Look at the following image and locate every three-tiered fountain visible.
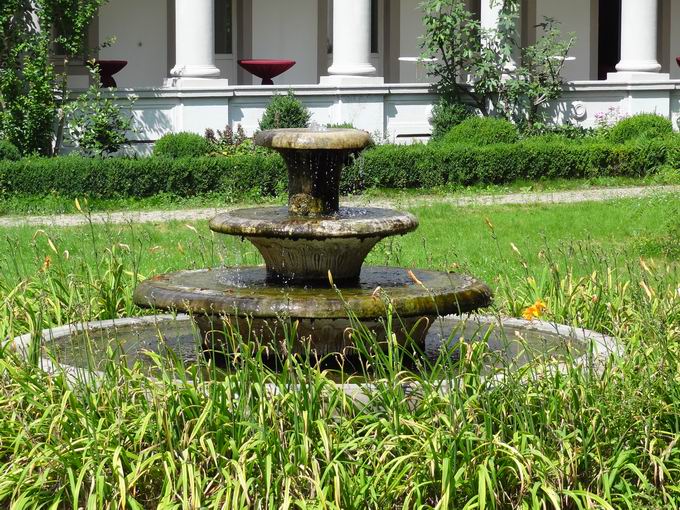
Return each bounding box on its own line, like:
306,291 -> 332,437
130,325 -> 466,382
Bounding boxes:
134,129 -> 492,355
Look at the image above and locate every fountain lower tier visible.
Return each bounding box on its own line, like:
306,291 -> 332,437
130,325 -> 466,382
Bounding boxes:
133,266 -> 493,355
210,206 -> 418,284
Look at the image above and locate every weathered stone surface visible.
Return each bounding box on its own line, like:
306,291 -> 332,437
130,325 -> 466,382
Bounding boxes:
210,207 -> 418,283
133,266 -> 492,319
256,129 -> 372,216
255,128 -> 372,150
134,266 -> 493,355
210,207 -> 418,239
132,127 -> 494,356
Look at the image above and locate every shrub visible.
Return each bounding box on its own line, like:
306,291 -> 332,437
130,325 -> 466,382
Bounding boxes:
0,153 -> 286,199
258,91 -> 310,131
0,138 -> 673,200
0,140 -> 20,161
442,116 -> 519,146
154,132 -> 212,158
519,123 -> 595,141
429,100 -> 473,140
343,138 -> 670,191
64,68 -> 135,157
326,123 -> 355,129
608,113 -> 673,144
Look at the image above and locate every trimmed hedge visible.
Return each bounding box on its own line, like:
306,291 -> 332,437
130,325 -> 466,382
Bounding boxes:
429,101 -> 473,140
442,116 -> 519,146
154,132 -> 212,158
0,154 -> 286,198
0,138 -> 675,199
343,138 -> 677,190
608,113 -> 673,144
0,140 -> 20,161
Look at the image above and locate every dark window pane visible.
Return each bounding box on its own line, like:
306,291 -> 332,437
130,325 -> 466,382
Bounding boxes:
215,0 -> 233,54
370,0 -> 378,54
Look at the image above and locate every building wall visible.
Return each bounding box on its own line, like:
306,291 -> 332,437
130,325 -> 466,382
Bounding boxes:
399,0 -> 424,83
93,0 -> 675,88
98,0 -> 168,87
536,0 -> 593,81
671,1 -> 680,80
251,0 -> 319,84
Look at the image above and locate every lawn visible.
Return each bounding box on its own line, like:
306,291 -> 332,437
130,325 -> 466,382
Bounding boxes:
1,193 -> 675,292
0,193 -> 678,508
0,172 -> 677,216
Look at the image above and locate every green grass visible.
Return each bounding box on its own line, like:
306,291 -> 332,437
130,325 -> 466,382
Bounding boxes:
1,194 -> 675,287
1,170 -> 677,216
0,194 -> 678,508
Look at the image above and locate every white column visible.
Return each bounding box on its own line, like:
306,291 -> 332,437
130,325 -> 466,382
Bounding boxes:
321,0 -> 382,85
610,0 -> 666,81
169,0 -> 222,84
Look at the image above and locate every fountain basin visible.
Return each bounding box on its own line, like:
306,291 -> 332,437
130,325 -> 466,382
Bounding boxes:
13,314 -> 620,385
133,266 -> 493,355
210,207 -> 418,283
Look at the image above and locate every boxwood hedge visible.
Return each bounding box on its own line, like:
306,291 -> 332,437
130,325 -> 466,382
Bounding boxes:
0,137 -> 676,199
343,138 -> 678,191
0,154 -> 287,199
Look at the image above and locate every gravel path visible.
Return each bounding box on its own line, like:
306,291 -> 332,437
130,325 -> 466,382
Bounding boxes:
0,185 -> 676,228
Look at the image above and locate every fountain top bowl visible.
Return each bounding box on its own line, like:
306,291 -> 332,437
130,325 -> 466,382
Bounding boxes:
255,128 -> 372,150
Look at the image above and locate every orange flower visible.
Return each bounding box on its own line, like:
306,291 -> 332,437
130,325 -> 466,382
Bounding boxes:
522,299 -> 547,321
41,255 -> 51,272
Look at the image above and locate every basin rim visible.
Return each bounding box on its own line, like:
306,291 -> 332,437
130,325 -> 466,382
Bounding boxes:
255,128 -> 372,150
11,314 -> 622,391
132,266 -> 493,319
209,207 -> 419,239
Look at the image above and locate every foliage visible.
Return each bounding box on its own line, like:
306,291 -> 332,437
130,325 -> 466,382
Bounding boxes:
154,132 -> 212,159
518,122 -> 595,141
441,116 -> 518,146
510,18 -> 576,124
0,12 -> 56,155
421,0 -> 575,126
0,139 -> 20,161
1,135 -> 676,200
428,99 -> 473,140
0,153 -> 286,199
205,124 -> 272,157
326,123 -> 355,129
64,67 -> 135,157
344,137 -> 674,190
608,113 -> 674,144
0,198 -> 677,507
258,90 -> 310,131
0,0 -> 108,156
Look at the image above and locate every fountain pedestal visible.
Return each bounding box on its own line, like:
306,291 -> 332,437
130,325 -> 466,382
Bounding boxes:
134,128 -> 493,356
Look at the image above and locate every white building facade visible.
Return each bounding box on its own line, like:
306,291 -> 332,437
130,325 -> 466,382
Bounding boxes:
73,0 -> 680,149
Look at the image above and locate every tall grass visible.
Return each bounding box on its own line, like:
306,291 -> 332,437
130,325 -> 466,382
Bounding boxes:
0,200 -> 678,508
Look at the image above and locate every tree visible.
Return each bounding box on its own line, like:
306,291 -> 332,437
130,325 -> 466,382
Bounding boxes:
0,0 -> 107,155
421,0 -> 575,127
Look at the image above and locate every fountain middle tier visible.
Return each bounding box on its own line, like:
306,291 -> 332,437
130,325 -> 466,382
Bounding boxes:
210,206 -> 418,284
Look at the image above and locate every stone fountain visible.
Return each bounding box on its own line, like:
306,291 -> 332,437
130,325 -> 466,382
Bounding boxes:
133,128 -> 493,355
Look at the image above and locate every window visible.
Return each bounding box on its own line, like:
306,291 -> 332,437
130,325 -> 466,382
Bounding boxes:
370,0 -> 378,54
215,0 -> 233,55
